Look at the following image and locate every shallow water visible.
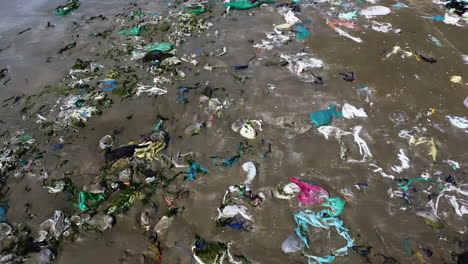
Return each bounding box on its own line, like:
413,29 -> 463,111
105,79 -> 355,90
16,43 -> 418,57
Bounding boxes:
0,0 -> 467,263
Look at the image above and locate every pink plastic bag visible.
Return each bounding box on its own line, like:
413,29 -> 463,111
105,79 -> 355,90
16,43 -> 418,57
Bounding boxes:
289,178 -> 329,206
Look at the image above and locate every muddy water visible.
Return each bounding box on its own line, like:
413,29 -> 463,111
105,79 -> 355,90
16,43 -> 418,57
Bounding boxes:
1,0 -> 467,263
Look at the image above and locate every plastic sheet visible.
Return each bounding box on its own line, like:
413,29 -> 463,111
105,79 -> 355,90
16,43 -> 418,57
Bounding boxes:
289,178 -> 329,205
293,210 -> 354,263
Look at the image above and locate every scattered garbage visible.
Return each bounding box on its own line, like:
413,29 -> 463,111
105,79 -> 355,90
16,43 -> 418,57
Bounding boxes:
1,0 -> 467,263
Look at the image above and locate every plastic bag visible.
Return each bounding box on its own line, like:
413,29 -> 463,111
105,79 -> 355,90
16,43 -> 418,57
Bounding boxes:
295,25 -> 311,39
322,197 -> 346,217
309,104 -> 344,127
289,178 -> 329,206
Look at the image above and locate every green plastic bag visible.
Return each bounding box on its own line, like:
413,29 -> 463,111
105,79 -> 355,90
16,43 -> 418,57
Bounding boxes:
224,0 -> 275,10
54,0 -> 80,16
144,43 -> 174,52
309,104 -> 344,127
75,190 -> 104,211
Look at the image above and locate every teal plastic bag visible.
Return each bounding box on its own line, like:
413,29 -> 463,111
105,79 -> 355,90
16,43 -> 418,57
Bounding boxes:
144,43 -> 174,52
224,0 -> 275,10
75,190 -> 105,211
309,104 -> 343,127
295,25 -> 311,39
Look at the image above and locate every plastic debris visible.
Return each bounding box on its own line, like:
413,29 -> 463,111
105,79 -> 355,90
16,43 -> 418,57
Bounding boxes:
135,84 -> 167,96
409,136 -> 437,161
428,35 -> 442,47
399,178 -> 435,191
184,160 -> 208,181
391,149 -> 410,173
341,103 -> 367,119
289,178 -> 329,206
360,6 -> 391,18
284,10 -> 301,25
224,0 -> 275,10
295,25 -> 311,39
323,197 -> 346,217
339,11 -> 358,20
446,116 -> 468,129
280,53 -> 324,82
231,119 -> 262,139
74,190 -> 105,211
217,205 -> 253,222
293,210 -> 354,263
54,0 -> 80,16
118,26 -> 144,36
281,233 -> 305,253
241,161 -> 256,184
211,142 -> 252,167
309,104 -> 344,127
273,183 -> 301,199
99,135 -> 114,150
144,42 -> 174,52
